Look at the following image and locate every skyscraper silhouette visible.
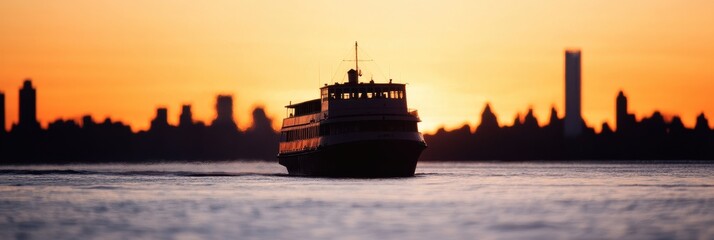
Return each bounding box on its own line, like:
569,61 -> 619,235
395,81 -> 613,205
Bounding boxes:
18,79 -> 40,131
179,104 -> 193,128
0,91 -> 5,134
212,95 -> 237,129
82,115 -> 95,128
564,50 -> 583,138
150,107 -> 169,131
616,91 -> 627,129
616,91 -> 636,133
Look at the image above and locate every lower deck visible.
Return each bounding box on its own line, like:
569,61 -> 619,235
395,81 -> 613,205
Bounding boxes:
279,131 -> 424,155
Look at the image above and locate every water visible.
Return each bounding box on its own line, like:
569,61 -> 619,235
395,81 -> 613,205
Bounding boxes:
1,161 -> 713,240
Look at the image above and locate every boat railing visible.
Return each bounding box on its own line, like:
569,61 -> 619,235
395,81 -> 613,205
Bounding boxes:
282,112 -> 324,127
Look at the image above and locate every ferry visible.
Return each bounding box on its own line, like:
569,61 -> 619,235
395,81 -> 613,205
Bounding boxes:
278,42 -> 427,177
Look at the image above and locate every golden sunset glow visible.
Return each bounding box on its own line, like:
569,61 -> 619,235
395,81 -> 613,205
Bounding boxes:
1,0 -> 713,133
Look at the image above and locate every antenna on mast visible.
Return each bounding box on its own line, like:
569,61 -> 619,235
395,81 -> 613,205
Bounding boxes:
355,41 -> 361,77
343,41 -> 371,84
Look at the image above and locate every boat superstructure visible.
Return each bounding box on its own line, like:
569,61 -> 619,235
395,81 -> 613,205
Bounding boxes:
277,42 -> 426,177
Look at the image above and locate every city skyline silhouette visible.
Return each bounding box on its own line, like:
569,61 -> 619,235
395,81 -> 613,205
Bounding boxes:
3,1 -> 714,134
1,2 -> 713,162
0,79 -> 279,163
2,45 -> 712,135
1,60 -> 712,162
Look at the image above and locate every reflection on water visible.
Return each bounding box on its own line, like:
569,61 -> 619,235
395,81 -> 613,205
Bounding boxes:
1,161 -> 713,239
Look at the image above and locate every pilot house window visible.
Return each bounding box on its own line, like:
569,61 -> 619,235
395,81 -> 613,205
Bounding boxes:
327,87 -> 405,100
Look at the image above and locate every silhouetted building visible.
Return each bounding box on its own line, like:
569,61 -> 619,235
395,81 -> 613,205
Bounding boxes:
601,122 -> 614,136
475,103 -> 499,134
212,95 -> 237,129
247,107 -> 272,133
179,104 -> 193,128
616,91 -> 636,133
669,116 -> 686,135
546,106 -> 563,128
512,113 -> 522,128
81,115 -> 95,128
523,108 -> 539,130
564,49 -> 583,138
242,107 -> 280,160
642,111 -> 667,136
0,91 -> 5,134
695,113 -> 710,132
150,107 -> 169,131
18,79 -> 40,131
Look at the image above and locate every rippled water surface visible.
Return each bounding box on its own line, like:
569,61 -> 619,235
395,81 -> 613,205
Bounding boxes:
1,161 -> 713,239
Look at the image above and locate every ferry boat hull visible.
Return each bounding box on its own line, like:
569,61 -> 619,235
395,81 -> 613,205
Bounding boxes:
279,139 -> 426,177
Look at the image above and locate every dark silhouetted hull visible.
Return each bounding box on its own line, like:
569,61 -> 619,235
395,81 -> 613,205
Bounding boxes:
278,140 -> 426,177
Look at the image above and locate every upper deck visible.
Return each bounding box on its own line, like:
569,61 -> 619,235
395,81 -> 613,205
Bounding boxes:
283,80 -> 416,128
321,81 -> 408,115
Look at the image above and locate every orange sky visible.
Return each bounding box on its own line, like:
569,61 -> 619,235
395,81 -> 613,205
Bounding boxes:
1,0 -> 713,133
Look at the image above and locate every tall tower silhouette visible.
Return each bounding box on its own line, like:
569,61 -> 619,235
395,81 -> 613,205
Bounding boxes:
564,50 -> 583,138
0,91 -> 5,134
616,91 -> 628,132
615,91 -> 637,133
18,79 -> 40,130
212,95 -> 237,129
179,104 -> 193,128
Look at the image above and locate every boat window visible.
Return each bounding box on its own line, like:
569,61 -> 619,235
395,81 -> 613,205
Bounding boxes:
318,86 -> 410,101
284,125 -> 322,141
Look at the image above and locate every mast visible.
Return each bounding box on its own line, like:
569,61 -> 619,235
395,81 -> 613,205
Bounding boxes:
355,41 -> 359,78
346,41 -> 369,84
